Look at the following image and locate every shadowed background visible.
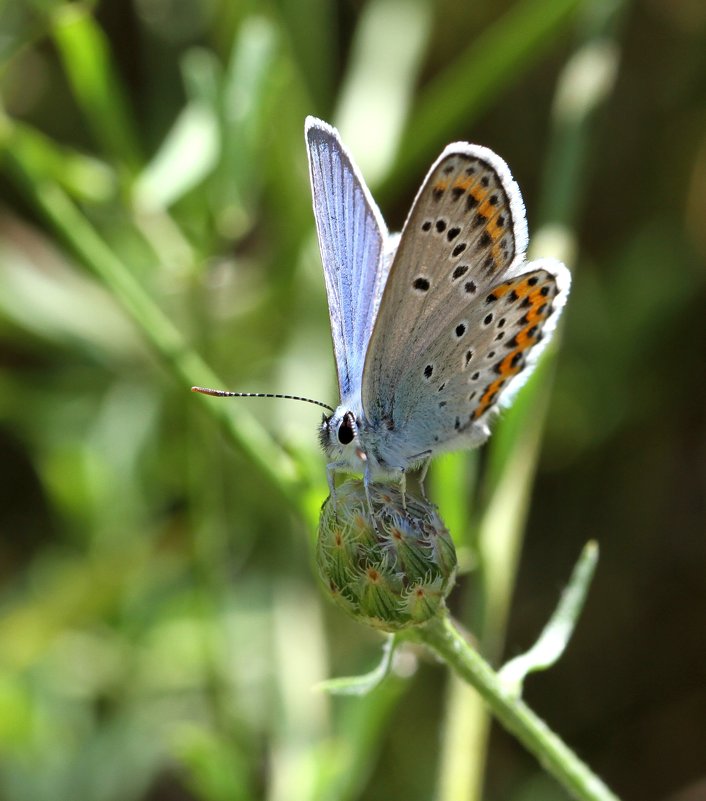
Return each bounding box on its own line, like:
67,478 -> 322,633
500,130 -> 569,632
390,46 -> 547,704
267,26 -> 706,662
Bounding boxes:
0,1 -> 704,800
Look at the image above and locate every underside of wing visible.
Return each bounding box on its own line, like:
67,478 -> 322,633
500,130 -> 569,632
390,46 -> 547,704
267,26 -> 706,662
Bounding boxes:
420,264 -> 570,439
306,117 -> 389,399
361,143 -> 570,458
367,264 -> 570,460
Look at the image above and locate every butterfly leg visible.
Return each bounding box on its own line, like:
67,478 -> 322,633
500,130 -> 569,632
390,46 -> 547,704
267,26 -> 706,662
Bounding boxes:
326,461 -> 345,521
326,462 -> 337,497
417,458 -> 432,501
399,470 -> 407,510
362,463 -> 381,532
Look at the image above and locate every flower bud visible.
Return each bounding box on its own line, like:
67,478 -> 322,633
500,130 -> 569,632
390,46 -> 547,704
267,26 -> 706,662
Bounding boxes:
316,479 -> 457,632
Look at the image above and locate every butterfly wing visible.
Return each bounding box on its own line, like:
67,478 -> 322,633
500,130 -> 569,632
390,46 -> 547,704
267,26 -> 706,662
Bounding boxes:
306,117 -> 390,400
361,144 -> 570,460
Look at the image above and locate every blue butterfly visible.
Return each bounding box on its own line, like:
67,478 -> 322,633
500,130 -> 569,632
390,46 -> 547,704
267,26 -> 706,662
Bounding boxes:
305,117 -> 570,496
195,117 -> 570,505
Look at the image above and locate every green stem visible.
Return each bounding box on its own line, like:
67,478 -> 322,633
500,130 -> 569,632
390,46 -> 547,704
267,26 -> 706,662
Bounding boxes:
415,615 -> 621,801
435,1 -> 628,797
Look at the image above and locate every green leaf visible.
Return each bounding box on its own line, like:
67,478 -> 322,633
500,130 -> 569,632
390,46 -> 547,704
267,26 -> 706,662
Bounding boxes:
133,100 -> 219,212
1,118 -> 115,202
51,4 -> 141,168
499,541 -> 599,694
315,635 -> 398,696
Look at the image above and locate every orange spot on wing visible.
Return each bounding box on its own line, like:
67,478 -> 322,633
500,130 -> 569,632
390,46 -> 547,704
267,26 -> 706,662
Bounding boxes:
488,282 -> 512,298
452,176 -> 474,192
451,175 -> 489,207
486,219 -> 504,240
472,278 -> 553,419
473,376 -> 506,419
469,185 -> 487,203
476,199 -> 504,242
498,352 -> 520,375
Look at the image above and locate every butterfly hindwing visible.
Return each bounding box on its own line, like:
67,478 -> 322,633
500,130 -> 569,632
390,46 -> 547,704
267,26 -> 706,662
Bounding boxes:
414,263 -> 570,445
466,261 -> 570,420
306,117 -> 390,399
361,145 -> 570,458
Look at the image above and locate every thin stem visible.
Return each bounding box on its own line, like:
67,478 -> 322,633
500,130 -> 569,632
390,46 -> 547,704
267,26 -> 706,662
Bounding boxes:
435,1 -> 628,797
414,615 -> 621,801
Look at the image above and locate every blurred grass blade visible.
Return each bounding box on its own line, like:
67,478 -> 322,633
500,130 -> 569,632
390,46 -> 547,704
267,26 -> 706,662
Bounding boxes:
436,675 -> 490,801
173,725 -> 255,801
133,48 -> 221,211
133,101 -> 219,212
217,16 -> 279,238
335,0 -> 432,187
275,0 -> 335,108
499,541 -> 599,693
269,582 -> 330,801
0,118 -> 115,202
0,219 -> 138,356
538,42 -> 620,228
3,140 -> 305,511
480,356 -> 554,525
315,635 -> 397,697
51,4 -> 141,169
428,451 -> 478,554
383,0 -> 584,196
537,31 -> 623,231
473,359 -> 555,660
0,0 -> 45,68
312,669 -> 411,801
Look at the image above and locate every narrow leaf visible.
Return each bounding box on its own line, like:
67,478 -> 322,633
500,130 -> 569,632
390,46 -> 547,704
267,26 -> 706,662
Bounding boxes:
315,635 -> 398,696
499,541 -> 599,693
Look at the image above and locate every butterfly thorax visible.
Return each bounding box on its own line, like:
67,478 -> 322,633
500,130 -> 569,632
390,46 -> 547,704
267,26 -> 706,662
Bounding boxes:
320,399 -> 489,478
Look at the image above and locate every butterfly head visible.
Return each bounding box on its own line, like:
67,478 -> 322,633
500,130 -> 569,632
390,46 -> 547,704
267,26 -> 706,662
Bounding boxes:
319,409 -> 367,465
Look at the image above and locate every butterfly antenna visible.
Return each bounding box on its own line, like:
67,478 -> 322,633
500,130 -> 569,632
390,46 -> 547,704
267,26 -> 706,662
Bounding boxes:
191,386 -> 335,414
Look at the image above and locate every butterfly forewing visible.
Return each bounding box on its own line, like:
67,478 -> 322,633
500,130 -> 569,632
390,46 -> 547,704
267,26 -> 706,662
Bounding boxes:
306,117 -> 389,399
361,144 -> 569,456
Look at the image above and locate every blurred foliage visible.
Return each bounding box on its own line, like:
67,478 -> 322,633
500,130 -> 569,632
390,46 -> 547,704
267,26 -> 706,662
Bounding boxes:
0,1 -> 704,800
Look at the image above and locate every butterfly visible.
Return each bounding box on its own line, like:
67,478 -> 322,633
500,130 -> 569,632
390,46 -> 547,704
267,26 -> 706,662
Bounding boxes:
305,117 -> 570,493
194,117 -> 570,503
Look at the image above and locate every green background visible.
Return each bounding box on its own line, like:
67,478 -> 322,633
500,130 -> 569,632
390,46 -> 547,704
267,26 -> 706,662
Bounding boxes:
0,0 -> 704,799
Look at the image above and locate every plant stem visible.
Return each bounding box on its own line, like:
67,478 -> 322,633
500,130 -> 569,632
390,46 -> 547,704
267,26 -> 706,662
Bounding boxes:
415,615 -> 621,801
435,1 -> 628,797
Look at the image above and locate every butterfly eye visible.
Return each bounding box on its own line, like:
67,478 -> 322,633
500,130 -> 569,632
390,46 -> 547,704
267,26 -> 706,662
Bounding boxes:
337,414 -> 355,445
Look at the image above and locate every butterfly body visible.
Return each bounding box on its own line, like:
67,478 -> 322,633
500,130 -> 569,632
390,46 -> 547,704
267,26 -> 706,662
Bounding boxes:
320,389 -> 491,479
307,117 -> 570,490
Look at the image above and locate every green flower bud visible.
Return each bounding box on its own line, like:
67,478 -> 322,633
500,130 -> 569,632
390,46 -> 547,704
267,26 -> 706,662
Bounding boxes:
316,479 -> 457,632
